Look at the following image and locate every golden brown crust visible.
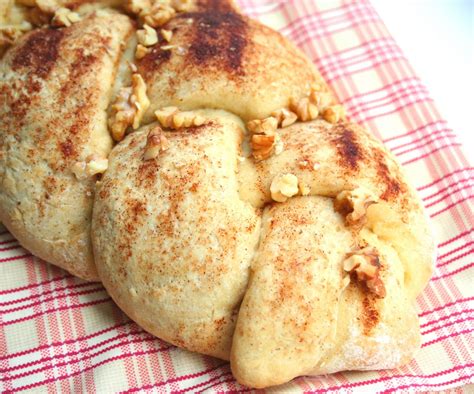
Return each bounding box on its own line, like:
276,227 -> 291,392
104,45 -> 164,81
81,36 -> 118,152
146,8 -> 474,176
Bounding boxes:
0,11 -> 134,280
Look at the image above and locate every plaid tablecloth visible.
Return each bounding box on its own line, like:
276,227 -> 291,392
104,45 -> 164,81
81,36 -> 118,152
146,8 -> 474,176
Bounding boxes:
1,0 -> 473,392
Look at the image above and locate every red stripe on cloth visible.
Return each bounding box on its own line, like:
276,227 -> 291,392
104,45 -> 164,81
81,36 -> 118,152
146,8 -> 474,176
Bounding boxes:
0,274 -> 76,295
0,321 -> 133,361
0,253 -> 32,263
423,179 -> 473,202
12,346 -> 172,392
0,239 -> 17,246
431,262 -> 474,281
422,329 -> 474,348
122,363 -> 228,393
429,195 -> 474,218
417,168 -> 474,191
420,309 -> 474,328
383,375 -> 474,393
421,317 -> 474,336
426,185 -> 473,209
419,297 -> 474,318
438,229 -> 474,248
438,249 -> 474,268
2,337 -> 170,379
0,286 -> 104,313
0,281 -> 99,306
1,297 -> 111,326
438,241 -> 474,260
0,245 -> 22,253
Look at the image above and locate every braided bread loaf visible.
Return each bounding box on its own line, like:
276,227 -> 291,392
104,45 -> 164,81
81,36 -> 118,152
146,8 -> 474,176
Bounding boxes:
0,0 -> 434,388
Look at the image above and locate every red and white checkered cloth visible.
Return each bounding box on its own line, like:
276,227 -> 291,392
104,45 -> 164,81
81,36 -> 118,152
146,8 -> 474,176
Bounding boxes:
1,0 -> 473,392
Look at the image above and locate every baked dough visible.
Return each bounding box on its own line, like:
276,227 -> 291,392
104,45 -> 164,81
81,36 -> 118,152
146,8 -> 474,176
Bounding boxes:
0,11 -> 134,280
0,0 -> 434,388
92,116 -> 433,387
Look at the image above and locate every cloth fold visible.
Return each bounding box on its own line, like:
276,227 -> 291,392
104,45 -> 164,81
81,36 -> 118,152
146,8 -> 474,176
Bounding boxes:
0,0 -> 472,391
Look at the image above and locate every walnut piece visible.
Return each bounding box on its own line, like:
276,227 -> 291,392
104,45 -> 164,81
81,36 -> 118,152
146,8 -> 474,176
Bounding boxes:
135,44 -> 150,59
144,127 -> 169,160
137,24 -> 158,46
108,73 -> 150,141
343,247 -> 386,298
247,117 -> 278,135
251,134 -> 275,161
51,7 -> 81,27
0,22 -> 32,48
334,187 -> 378,229
322,104 -> 346,124
270,173 -> 299,203
72,155 -> 109,180
161,28 -> 173,42
155,107 -> 206,129
143,3 -> 176,27
289,97 -> 319,122
271,108 -> 298,128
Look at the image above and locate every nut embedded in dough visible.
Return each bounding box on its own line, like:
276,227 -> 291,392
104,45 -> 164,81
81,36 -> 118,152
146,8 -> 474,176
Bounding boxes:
108,73 -> 150,141
144,127 -> 169,160
271,108 -> 298,128
343,247 -> 386,298
290,96 -> 319,122
155,107 -> 206,129
322,104 -> 346,124
137,24 -> 158,46
247,117 -> 278,135
270,173 -> 299,202
334,187 -> 378,229
51,7 -> 81,27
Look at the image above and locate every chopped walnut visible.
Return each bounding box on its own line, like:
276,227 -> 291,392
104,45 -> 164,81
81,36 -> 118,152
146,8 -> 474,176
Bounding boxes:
161,28 -> 173,42
0,22 -> 32,48
247,117 -> 278,135
270,173 -> 299,203
271,108 -> 298,128
251,134 -> 275,161
322,105 -> 346,124
289,97 -> 319,122
135,44 -> 150,59
51,7 -> 81,27
144,127 -> 169,160
137,24 -> 158,46
309,90 -> 333,109
108,73 -> 150,141
143,3 -> 176,27
155,107 -> 205,129
343,247 -> 386,298
72,155 -> 109,180
334,187 -> 378,229
171,0 -> 193,12
299,181 -> 310,196
161,44 -> 177,51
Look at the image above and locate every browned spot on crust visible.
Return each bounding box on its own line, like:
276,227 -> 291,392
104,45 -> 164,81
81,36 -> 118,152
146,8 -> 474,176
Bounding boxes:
333,125 -> 363,170
12,28 -> 64,79
137,159 -> 159,188
196,0 -> 236,12
361,295 -> 379,335
374,151 -> 405,201
59,139 -> 75,158
138,44 -> 172,77
180,11 -> 247,76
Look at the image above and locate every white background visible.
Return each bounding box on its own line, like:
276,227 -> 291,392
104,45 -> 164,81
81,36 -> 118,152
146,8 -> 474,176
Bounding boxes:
371,0 -> 474,154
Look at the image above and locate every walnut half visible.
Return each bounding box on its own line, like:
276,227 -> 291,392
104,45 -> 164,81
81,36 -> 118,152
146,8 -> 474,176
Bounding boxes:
343,247 -> 386,298
270,173 -> 299,203
108,73 -> 150,141
155,107 -> 206,129
143,127 -> 169,160
334,187 -> 378,230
